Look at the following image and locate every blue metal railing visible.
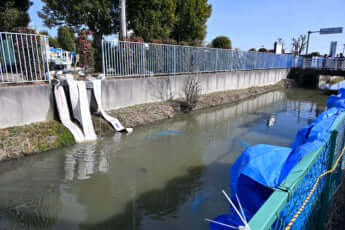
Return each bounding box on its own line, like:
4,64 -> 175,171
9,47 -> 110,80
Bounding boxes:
0,32 -> 50,84
102,40 -> 297,77
301,57 -> 345,70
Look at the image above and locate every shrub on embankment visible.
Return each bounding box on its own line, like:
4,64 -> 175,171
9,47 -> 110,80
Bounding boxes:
0,121 -> 75,161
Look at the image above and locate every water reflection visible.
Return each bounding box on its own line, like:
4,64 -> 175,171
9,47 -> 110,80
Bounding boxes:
64,143 -> 109,181
266,113 -> 277,128
0,88 -> 329,230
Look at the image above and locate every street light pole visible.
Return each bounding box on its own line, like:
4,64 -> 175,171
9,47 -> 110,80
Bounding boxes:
120,0 -> 127,40
305,30 -> 320,55
305,31 -> 311,55
305,27 -> 343,55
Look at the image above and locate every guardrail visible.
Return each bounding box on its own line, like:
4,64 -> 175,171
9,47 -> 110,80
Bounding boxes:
302,57 -> 345,71
249,113 -> 345,230
102,40 -> 296,77
0,32 -> 50,84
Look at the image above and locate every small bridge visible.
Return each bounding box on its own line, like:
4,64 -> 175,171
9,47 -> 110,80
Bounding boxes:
299,57 -> 345,76
289,57 -> 345,88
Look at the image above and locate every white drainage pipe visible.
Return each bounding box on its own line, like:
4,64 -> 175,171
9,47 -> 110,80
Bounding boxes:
92,80 -> 133,133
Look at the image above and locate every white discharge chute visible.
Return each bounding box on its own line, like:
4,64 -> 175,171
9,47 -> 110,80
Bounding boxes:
53,83 -> 85,143
53,78 -> 132,143
92,80 -> 133,133
66,79 -> 97,141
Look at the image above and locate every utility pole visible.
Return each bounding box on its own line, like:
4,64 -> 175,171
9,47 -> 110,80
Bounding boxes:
305,27 -> 343,55
120,0 -> 127,40
305,31 -> 311,55
305,31 -> 319,55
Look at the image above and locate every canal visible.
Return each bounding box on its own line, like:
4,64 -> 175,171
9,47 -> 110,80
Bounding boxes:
0,88 -> 329,230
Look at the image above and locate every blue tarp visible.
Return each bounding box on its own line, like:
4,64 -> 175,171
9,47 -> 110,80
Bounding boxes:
291,107 -> 339,149
230,144 -> 292,211
327,88 -> 345,109
210,88 -> 345,230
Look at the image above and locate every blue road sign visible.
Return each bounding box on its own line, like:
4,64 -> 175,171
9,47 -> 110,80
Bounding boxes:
320,27 -> 343,35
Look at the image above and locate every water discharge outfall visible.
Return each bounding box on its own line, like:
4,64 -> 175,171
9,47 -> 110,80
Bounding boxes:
54,79 -> 132,143
53,83 -> 85,143
92,80 -> 133,133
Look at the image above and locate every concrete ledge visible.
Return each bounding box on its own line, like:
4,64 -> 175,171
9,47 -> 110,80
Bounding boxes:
0,84 -> 55,128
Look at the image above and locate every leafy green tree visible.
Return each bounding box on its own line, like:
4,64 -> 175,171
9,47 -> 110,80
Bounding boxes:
258,47 -> 268,52
127,0 -> 177,41
57,26 -> 76,51
48,37 -> 59,48
40,31 -> 60,48
172,0 -> 212,43
39,0 -> 120,43
127,0 -> 212,43
249,48 -> 256,52
211,36 -> 232,49
0,0 -> 32,31
39,0 -> 121,71
310,52 -> 321,57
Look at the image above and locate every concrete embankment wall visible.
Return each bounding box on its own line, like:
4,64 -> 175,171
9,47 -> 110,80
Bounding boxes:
0,68 -> 289,129
0,84 -> 55,129
102,69 -> 289,110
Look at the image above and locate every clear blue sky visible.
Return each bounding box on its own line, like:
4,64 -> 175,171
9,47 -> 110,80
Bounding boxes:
29,0 -> 345,54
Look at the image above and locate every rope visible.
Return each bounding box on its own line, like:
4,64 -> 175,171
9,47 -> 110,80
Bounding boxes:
285,144 -> 345,230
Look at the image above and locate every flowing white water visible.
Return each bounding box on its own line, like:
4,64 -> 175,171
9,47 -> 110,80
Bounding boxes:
76,81 -> 97,141
92,79 -> 132,133
53,84 -> 85,143
66,79 -> 97,141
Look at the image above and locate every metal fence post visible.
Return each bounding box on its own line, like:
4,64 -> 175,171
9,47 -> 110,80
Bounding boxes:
242,52 -> 246,70
215,49 -> 218,72
230,50 -> 233,71
141,43 -> 145,77
101,39 -> 105,76
173,45 -> 176,75
44,36 -> 50,80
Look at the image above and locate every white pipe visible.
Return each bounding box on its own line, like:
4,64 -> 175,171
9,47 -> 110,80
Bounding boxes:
92,79 -> 133,133
53,83 -> 85,143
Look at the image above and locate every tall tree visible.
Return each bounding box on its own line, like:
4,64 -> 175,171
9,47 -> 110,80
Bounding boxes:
291,35 -> 307,55
211,36 -> 232,49
39,0 -> 120,42
0,0 -> 32,31
57,26 -> 76,51
126,0 -> 177,41
39,0 -> 121,71
172,0 -> 212,43
40,30 -> 60,48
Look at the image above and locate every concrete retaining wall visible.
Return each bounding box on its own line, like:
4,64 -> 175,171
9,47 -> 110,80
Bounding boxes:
0,69 -> 289,129
102,68 -> 289,110
0,84 -> 55,128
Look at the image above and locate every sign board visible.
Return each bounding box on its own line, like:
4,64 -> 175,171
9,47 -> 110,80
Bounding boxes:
329,41 -> 337,58
320,27 -> 343,35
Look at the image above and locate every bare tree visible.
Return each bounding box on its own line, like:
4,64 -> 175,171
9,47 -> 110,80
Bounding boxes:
291,35 -> 307,55
181,76 -> 201,112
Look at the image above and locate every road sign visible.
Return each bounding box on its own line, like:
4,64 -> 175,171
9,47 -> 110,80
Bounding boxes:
329,41 -> 337,58
320,27 -> 343,35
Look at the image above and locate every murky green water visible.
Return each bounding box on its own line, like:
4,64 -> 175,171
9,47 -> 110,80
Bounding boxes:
0,89 -> 329,230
